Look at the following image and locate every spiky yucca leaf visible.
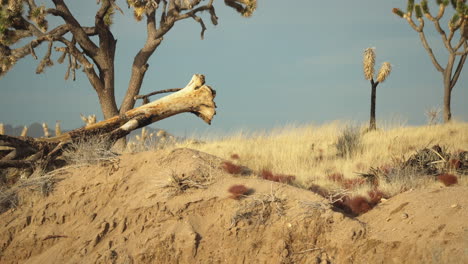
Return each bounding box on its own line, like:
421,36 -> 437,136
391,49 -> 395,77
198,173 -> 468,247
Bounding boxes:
415,4 -> 423,17
133,6 -> 145,21
421,0 -> 430,13
456,0 -> 466,13
407,0 -> 415,13
442,0 -> 450,6
436,0 -> 443,5
104,5 -> 115,25
242,0 -> 257,17
450,0 -> 457,8
392,8 -> 405,17
376,62 -> 392,83
450,13 -> 461,24
7,0 -> 22,15
363,48 -> 376,81
0,55 -> 15,77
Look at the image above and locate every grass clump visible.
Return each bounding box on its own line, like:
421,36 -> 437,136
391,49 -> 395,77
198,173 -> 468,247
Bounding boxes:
335,126 -> 362,158
62,136 -> 117,165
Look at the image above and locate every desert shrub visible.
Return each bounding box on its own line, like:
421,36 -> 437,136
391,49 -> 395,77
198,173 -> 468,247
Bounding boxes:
260,169 -> 295,184
62,136 -> 117,165
332,195 -> 378,216
230,154 -> 240,160
335,126 -> 362,158
437,173 -> 458,186
222,161 -> 243,174
342,178 -> 366,189
228,184 -> 252,199
160,172 -> 212,197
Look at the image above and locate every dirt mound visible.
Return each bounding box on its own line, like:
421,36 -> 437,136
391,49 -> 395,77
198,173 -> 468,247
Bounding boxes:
1,148 -> 467,264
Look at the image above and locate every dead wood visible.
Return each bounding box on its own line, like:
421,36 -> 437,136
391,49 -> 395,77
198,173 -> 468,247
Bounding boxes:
0,74 -> 216,170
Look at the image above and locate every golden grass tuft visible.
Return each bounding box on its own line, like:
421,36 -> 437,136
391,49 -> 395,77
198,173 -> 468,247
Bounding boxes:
176,121 -> 468,198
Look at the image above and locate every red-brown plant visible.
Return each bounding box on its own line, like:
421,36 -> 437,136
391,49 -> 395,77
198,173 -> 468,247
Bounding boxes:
347,196 -> 372,215
448,159 -> 461,169
230,154 -> 240,160
342,178 -> 366,189
327,173 -> 344,183
368,189 -> 385,205
222,161 -> 243,174
261,170 -> 295,184
228,185 -> 250,199
438,173 -> 458,186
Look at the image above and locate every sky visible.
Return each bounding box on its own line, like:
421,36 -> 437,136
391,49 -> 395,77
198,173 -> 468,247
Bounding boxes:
1,0 -> 467,137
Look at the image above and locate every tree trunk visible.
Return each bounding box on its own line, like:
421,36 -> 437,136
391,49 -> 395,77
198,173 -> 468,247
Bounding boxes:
0,74 -> 216,169
443,54 -> 455,123
443,74 -> 452,123
369,80 -> 378,131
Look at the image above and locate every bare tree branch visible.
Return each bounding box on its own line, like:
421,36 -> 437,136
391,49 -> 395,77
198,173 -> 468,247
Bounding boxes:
50,0 -> 99,57
418,31 -> 445,72
451,44 -> 467,90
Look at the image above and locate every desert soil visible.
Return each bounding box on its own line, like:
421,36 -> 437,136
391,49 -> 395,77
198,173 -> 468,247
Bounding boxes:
1,148 -> 467,264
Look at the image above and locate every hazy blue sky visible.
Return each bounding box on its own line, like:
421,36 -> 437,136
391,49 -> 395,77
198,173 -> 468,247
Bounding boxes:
1,0 -> 467,136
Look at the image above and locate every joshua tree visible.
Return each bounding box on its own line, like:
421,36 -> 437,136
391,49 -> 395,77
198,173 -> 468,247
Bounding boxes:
363,48 -> 392,131
0,0 -> 257,125
393,0 -> 468,122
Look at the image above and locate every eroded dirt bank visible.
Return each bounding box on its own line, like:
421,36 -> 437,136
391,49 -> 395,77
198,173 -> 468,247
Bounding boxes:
1,149 -> 467,264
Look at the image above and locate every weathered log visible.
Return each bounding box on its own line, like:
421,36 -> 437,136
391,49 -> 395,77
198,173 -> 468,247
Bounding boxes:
0,74 -> 216,169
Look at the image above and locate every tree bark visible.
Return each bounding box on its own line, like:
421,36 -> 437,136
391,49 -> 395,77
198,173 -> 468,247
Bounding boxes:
443,54 -> 456,123
0,74 -> 216,169
369,80 -> 379,131
443,74 -> 452,123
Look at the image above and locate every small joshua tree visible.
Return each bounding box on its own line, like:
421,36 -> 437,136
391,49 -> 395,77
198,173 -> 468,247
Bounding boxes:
393,0 -> 468,123
363,48 -> 392,131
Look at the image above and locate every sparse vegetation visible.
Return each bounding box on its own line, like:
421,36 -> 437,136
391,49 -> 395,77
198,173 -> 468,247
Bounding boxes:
176,121 -> 468,209
159,172 -> 213,197
335,126 -> 362,158
228,184 -> 252,199
61,136 -> 118,165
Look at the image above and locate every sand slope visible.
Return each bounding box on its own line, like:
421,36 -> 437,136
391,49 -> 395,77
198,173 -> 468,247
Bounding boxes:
1,148 -> 467,264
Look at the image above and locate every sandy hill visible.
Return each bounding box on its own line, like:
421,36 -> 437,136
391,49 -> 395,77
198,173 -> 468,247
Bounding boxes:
0,148 -> 467,264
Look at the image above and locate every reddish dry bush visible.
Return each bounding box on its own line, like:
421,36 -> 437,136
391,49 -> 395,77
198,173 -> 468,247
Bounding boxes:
261,170 -> 295,183
368,189 -> 385,205
228,184 -> 251,199
438,173 -> 458,186
327,173 -> 344,183
342,178 -> 366,189
347,196 -> 372,215
448,159 -> 461,169
230,154 -> 240,160
222,161 -> 243,174
332,193 -> 382,216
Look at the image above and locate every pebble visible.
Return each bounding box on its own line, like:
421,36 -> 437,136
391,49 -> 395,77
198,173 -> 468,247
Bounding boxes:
401,213 -> 409,219
451,204 -> 458,208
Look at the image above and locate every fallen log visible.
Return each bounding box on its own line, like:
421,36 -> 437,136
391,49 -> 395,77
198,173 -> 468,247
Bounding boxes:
0,74 -> 216,169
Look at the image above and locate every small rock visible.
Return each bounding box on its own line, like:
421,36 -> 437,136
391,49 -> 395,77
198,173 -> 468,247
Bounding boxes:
381,198 -> 388,203
401,213 -> 408,219
386,217 -> 391,222
451,204 -> 458,208
286,223 -> 292,228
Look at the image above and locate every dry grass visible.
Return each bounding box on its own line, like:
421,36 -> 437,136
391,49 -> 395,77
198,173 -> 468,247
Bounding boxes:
173,121 -> 468,199
61,136 -> 118,165
158,171 -> 214,197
